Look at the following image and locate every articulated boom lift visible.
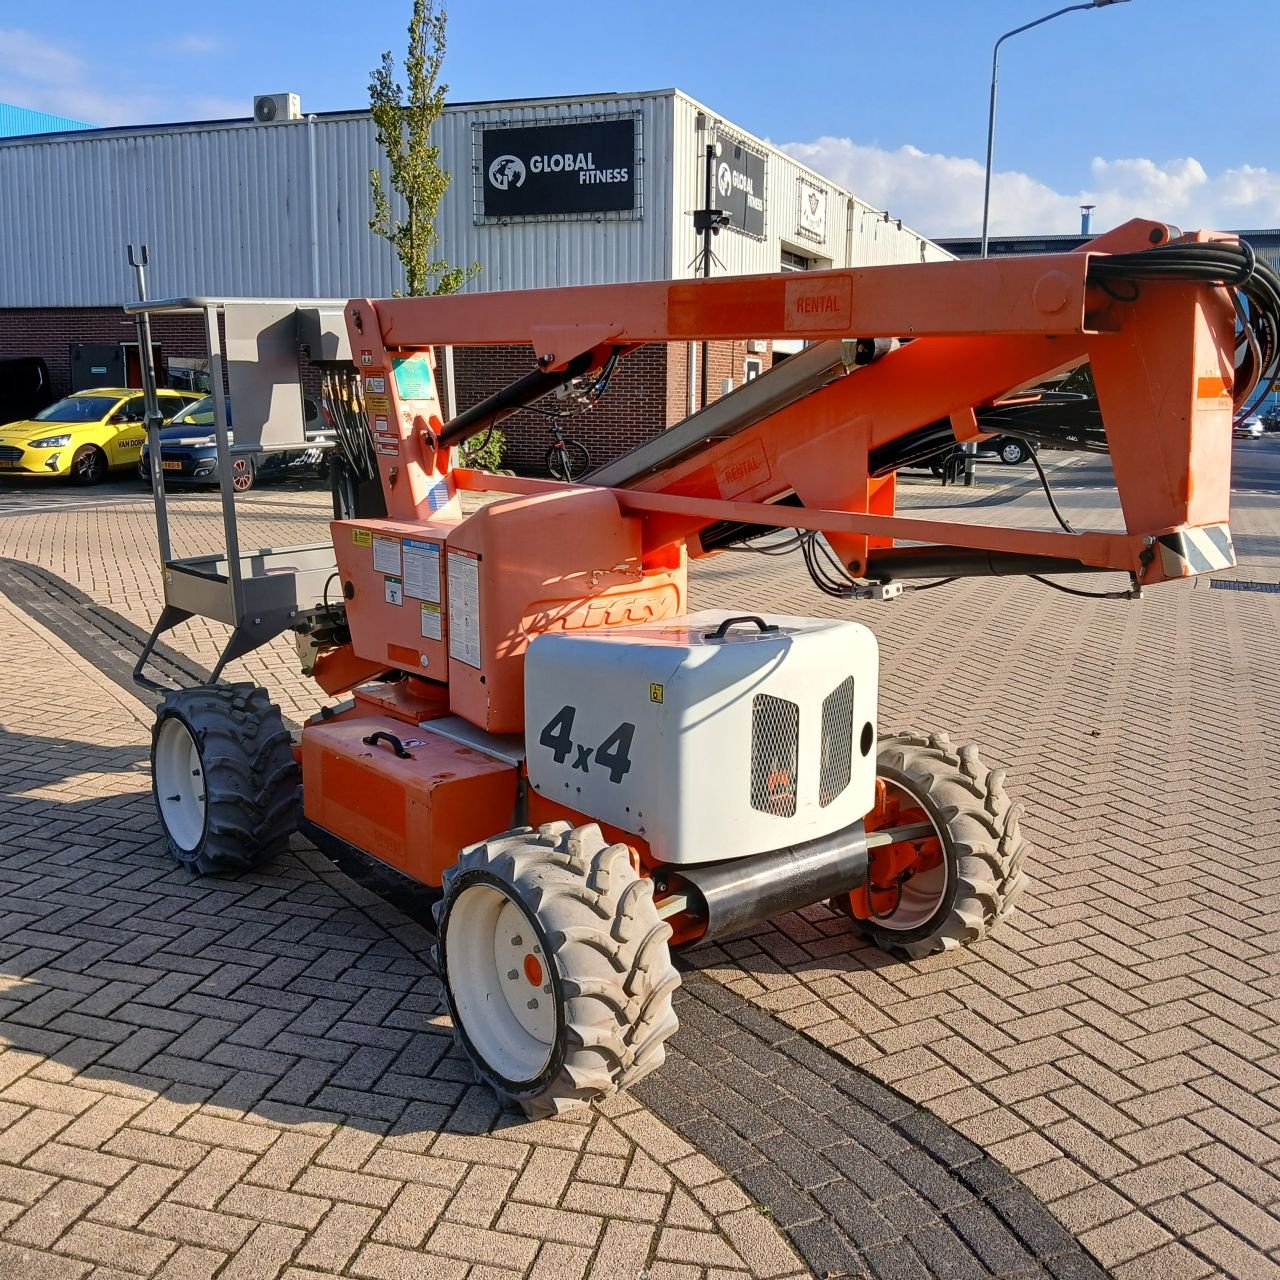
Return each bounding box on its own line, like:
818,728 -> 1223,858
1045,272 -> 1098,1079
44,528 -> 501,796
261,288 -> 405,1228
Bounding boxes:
148,219 -> 1270,1115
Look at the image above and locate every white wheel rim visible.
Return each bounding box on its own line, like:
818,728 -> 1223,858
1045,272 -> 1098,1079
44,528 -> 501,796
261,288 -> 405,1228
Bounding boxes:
1002,443 -> 1022,462
155,717 -> 206,852
446,882 -> 556,1083
871,779 -> 951,932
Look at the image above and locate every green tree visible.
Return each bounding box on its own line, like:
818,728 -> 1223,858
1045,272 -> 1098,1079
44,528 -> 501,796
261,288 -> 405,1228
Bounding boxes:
369,1 -> 500,466
368,0 -> 477,297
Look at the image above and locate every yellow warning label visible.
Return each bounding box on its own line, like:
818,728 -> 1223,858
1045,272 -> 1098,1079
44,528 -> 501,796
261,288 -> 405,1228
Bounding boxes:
650,683 -> 664,704
365,394 -> 391,414
352,528 -> 372,547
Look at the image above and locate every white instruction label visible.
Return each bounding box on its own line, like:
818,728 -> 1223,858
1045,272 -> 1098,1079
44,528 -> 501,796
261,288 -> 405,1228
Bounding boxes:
420,602 -> 442,641
372,535 -> 401,575
403,538 -> 441,603
384,576 -> 403,606
447,550 -> 481,668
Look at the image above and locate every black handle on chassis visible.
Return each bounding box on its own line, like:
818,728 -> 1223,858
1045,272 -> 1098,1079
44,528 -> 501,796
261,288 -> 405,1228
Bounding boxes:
362,731 -> 413,759
704,615 -> 779,640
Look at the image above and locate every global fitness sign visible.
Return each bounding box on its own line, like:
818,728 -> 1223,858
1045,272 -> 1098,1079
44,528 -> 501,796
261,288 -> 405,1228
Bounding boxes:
715,135 -> 766,238
480,118 -> 638,220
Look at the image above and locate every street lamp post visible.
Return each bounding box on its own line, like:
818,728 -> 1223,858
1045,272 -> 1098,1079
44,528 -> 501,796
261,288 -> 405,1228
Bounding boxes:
979,0 -> 1130,259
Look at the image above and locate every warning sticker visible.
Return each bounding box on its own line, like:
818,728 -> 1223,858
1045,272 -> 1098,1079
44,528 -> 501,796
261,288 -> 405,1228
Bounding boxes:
373,536 -> 401,575
384,576 -> 403,606
403,538 -> 441,603
447,550 -> 481,668
392,353 -> 434,401
366,394 -> 390,415
420,602 -> 442,641
376,442 -> 400,456
373,416 -> 389,432
352,528 -> 372,547
364,376 -> 386,395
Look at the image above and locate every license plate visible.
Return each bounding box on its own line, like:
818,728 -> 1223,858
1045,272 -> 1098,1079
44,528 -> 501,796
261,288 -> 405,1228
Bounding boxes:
162,461 -> 183,471
0,460 -> 16,469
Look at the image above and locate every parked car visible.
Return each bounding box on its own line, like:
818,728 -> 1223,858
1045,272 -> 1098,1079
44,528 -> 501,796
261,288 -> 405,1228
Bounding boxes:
928,434 -> 1037,476
0,387 -> 198,484
1234,416 -> 1264,440
140,395 -> 332,493
0,357 -> 54,426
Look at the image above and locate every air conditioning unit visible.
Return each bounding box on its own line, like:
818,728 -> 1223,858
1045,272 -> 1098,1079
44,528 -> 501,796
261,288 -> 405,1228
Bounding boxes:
253,93 -> 301,124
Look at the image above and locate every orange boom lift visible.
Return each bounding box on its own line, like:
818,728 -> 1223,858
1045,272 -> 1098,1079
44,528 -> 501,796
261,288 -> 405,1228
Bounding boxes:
140,220 -> 1274,1114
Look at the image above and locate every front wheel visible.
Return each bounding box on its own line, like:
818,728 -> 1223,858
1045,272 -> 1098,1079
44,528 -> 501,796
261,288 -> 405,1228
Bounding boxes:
434,822 -> 679,1117
71,445 -> 108,486
546,439 -> 591,482
151,684 -> 298,874
839,731 -> 1029,959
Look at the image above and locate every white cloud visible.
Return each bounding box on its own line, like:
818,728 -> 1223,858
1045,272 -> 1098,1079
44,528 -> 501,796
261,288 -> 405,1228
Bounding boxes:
0,28 -> 241,127
778,136 -> 1280,239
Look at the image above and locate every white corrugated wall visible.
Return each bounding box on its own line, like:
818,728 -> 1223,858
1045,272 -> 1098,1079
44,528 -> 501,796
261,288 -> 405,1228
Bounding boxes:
668,90 -> 948,277
0,89 -> 943,309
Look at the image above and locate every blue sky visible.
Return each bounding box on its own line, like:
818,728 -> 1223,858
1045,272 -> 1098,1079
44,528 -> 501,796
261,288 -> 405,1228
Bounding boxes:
2,1 -> 1276,237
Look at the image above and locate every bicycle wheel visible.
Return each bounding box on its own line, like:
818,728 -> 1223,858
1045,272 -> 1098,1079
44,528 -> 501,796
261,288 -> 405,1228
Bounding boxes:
547,440 -> 591,481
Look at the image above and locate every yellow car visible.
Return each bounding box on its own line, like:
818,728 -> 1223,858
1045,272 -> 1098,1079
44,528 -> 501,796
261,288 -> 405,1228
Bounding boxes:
0,388 -> 198,485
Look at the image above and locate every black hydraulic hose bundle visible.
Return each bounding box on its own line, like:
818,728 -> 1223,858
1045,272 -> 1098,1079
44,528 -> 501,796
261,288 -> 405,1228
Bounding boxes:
1086,239 -> 1280,423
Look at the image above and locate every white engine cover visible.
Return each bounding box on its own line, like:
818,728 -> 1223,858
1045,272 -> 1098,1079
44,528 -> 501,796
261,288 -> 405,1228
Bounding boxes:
524,610 -> 879,865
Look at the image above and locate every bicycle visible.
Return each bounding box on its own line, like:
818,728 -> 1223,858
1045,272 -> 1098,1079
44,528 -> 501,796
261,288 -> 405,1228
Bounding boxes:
546,417 -> 591,481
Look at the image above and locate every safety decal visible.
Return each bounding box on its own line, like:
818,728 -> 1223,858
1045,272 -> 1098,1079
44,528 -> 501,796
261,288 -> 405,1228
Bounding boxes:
352,528 -> 372,547
1157,524 -> 1235,577
384,576 -> 404,606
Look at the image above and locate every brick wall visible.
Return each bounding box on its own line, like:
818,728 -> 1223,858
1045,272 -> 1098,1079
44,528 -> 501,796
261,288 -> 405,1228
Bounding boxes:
0,307 -> 210,398
451,343 -> 673,473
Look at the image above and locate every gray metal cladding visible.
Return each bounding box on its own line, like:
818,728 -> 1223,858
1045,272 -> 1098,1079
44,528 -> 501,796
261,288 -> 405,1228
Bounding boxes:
0,89 -> 943,309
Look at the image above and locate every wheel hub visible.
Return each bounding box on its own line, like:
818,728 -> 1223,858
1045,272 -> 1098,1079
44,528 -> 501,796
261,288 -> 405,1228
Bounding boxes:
446,881 -> 557,1085
154,717 -> 206,853
850,778 -> 948,930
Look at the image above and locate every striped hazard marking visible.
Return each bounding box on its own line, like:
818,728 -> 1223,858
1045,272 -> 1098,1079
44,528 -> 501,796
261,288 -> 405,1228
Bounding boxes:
1157,524 -> 1235,577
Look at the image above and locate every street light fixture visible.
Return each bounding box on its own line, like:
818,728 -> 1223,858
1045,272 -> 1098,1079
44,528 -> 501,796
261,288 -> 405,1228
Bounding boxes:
979,0 -> 1130,258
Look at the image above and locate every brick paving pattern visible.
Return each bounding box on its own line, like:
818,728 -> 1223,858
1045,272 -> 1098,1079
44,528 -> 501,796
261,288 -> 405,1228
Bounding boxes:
0,594 -> 812,1279
1,442 -> 1279,1276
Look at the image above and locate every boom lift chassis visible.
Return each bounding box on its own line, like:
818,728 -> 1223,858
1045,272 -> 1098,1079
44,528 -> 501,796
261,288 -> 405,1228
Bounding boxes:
134,219 -> 1265,1116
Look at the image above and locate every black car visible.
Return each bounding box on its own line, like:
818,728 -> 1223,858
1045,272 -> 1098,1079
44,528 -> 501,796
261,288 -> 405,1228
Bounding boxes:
140,396 -> 331,492
0,357 -> 54,426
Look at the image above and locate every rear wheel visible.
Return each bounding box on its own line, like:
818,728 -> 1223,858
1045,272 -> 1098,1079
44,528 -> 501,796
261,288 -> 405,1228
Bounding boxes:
839,731 -> 1029,959
546,439 -> 591,482
230,457 -> 255,493
71,445 -> 108,486
151,684 -> 298,874
435,822 -> 679,1117
998,438 -> 1029,465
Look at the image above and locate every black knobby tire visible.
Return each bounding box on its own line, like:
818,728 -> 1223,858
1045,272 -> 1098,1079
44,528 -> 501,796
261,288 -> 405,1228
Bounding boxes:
857,731 -> 1029,959
434,821 -> 680,1118
71,445 -> 108,486
546,439 -> 591,482
151,683 -> 298,875
998,438 -> 1029,465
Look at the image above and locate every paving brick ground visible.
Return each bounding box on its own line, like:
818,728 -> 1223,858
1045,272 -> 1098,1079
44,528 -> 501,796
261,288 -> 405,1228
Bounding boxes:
0,593 -> 812,1280
2,439 -> 1279,1277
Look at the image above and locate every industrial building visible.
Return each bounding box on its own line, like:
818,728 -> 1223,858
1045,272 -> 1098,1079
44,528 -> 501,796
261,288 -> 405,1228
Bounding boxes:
0,89 -> 944,468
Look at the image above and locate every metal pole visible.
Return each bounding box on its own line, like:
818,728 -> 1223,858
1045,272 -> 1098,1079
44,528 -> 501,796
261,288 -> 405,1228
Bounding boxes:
979,3 -> 1105,259
700,142 -> 714,411
203,305 -> 245,624
128,245 -> 174,565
